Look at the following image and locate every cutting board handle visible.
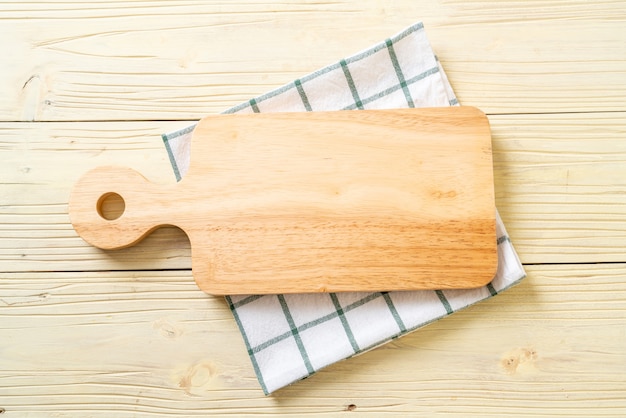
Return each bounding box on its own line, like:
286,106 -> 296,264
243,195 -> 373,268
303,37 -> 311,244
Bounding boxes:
68,166 -> 175,250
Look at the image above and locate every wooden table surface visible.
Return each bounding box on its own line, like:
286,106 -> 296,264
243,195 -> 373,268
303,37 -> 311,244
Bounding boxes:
1,1 -> 625,416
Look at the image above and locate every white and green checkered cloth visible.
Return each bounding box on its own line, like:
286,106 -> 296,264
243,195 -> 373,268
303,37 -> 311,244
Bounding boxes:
162,22 -> 526,394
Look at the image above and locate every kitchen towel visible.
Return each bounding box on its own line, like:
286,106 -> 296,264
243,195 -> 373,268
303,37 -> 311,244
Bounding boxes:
162,22 -> 526,394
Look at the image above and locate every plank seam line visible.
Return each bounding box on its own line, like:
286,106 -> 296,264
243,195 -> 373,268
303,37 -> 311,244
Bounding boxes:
1,109 -> 626,124
4,261 -> 626,276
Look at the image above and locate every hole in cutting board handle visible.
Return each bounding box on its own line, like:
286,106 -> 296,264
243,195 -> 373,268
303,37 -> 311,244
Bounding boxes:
97,192 -> 125,221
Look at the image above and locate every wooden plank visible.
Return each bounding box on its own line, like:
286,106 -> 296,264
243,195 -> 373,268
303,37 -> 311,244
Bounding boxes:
2,112 -> 625,273
492,112 -> 626,263
68,108 -> 497,294
1,264 -> 624,415
2,1 -> 625,121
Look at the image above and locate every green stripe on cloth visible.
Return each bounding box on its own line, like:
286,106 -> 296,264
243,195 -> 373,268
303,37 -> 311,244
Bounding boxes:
341,66 -> 439,110
247,293 -> 381,353
251,330 -> 298,354
161,134 -> 182,182
225,296 -> 269,395
249,98 -> 260,113
435,290 -> 453,315
340,59 -> 364,109
277,295 -> 315,374
343,292 -> 381,311
385,38 -> 415,108
294,79 -> 313,111
231,294 -> 264,309
250,310 -> 338,354
497,235 -> 511,245
381,292 -> 407,332
486,282 -> 498,296
329,293 -> 360,353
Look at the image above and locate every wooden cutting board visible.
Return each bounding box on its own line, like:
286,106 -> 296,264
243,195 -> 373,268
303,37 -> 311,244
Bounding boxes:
69,107 -> 497,295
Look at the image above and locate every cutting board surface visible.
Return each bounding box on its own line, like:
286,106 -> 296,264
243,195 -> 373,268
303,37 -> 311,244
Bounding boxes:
69,107 -> 497,295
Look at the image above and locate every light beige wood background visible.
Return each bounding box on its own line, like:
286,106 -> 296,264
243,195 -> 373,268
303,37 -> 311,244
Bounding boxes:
1,1 -> 625,416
